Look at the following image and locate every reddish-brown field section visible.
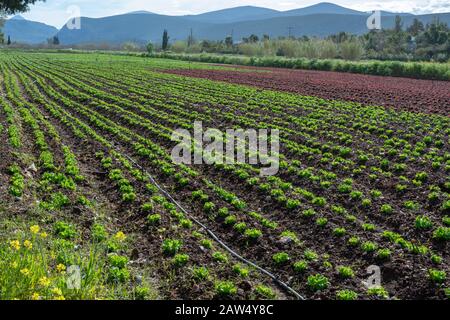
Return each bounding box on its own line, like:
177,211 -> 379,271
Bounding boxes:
163,66 -> 450,116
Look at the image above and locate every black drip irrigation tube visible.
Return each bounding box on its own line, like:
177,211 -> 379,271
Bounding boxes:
118,151 -> 306,300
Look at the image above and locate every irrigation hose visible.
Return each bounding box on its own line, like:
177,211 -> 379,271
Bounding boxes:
118,151 -> 306,300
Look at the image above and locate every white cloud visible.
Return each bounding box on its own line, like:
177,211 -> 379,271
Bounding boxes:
17,0 -> 450,28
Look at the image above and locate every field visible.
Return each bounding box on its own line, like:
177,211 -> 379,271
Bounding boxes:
0,51 -> 449,300
166,65 -> 450,116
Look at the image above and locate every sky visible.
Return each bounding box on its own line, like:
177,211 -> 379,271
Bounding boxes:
14,0 -> 450,28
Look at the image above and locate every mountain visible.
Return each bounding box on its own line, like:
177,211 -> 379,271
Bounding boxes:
283,2 -> 364,16
201,13 -> 450,40
183,6 -> 279,23
3,16 -> 58,44
57,13 -> 211,45
10,15 -> 26,20
5,3 -> 450,45
56,9 -> 450,45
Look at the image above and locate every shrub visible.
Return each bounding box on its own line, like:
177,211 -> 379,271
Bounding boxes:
336,290 -> 358,300
212,251 -> 228,263
415,215 -> 433,230
54,221 -> 77,240
380,204 -> 393,214
428,269 -> 447,283
91,224 -> 108,242
108,254 -> 128,269
232,264 -> 249,277
244,228 -> 262,240
172,254 -> 189,267
376,248 -> 392,261
337,266 -> 355,279
304,249 -> 318,261
316,217 -> 328,227
293,260 -> 308,273
361,241 -> 378,253
307,274 -> 329,291
272,252 -> 290,265
333,227 -> 346,237
432,227 -> 450,241
192,266 -> 209,281
367,286 -> 389,299
162,239 -> 182,256
255,285 -> 276,299
141,202 -> 153,212
215,281 -> 237,297
147,214 -> 161,225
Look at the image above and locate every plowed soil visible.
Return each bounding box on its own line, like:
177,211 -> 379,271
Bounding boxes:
163,66 -> 450,116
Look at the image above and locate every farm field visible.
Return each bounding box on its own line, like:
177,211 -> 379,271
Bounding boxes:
165,65 -> 450,116
0,51 -> 449,300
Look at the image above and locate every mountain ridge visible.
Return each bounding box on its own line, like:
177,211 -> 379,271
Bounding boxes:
2,3 -> 449,45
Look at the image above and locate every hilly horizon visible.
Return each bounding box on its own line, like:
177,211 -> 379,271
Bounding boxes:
3,15 -> 58,44
2,2 -> 449,45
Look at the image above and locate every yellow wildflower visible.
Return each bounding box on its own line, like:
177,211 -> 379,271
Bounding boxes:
54,295 -> 65,300
24,240 -> 33,250
114,231 -> 126,242
31,293 -> 41,300
56,264 -> 66,273
30,225 -> 40,234
51,287 -> 63,296
20,268 -> 30,276
10,261 -> 18,269
40,232 -> 48,239
38,276 -> 51,287
10,240 -> 21,251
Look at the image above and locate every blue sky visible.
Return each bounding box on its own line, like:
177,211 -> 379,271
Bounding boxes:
16,0 -> 450,27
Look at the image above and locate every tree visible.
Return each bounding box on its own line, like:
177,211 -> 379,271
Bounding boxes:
7,35 -> 11,45
0,0 -> 45,15
187,28 -> 194,47
248,34 -> 259,43
0,18 -> 4,44
52,36 -> 59,45
162,29 -> 169,51
407,18 -> 424,37
328,31 -> 351,44
394,15 -> 403,33
225,36 -> 233,48
1,0 -> 45,43
422,19 -> 449,56
387,16 -> 407,54
146,42 -> 154,54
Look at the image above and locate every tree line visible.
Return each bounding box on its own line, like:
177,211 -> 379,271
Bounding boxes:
151,16 -> 449,62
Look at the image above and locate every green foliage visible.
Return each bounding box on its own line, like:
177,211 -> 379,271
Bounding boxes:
53,221 -> 77,240
232,264 -> 249,278
255,285 -> 276,299
215,281 -> 237,297
336,290 -> 358,300
192,266 -> 209,281
272,252 -> 290,265
293,260 -> 308,273
307,274 -> 329,291
337,266 -> 355,279
147,214 -> 161,225
161,239 -> 182,256
172,254 -> 189,267
428,269 -> 447,283
415,215 -> 433,230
